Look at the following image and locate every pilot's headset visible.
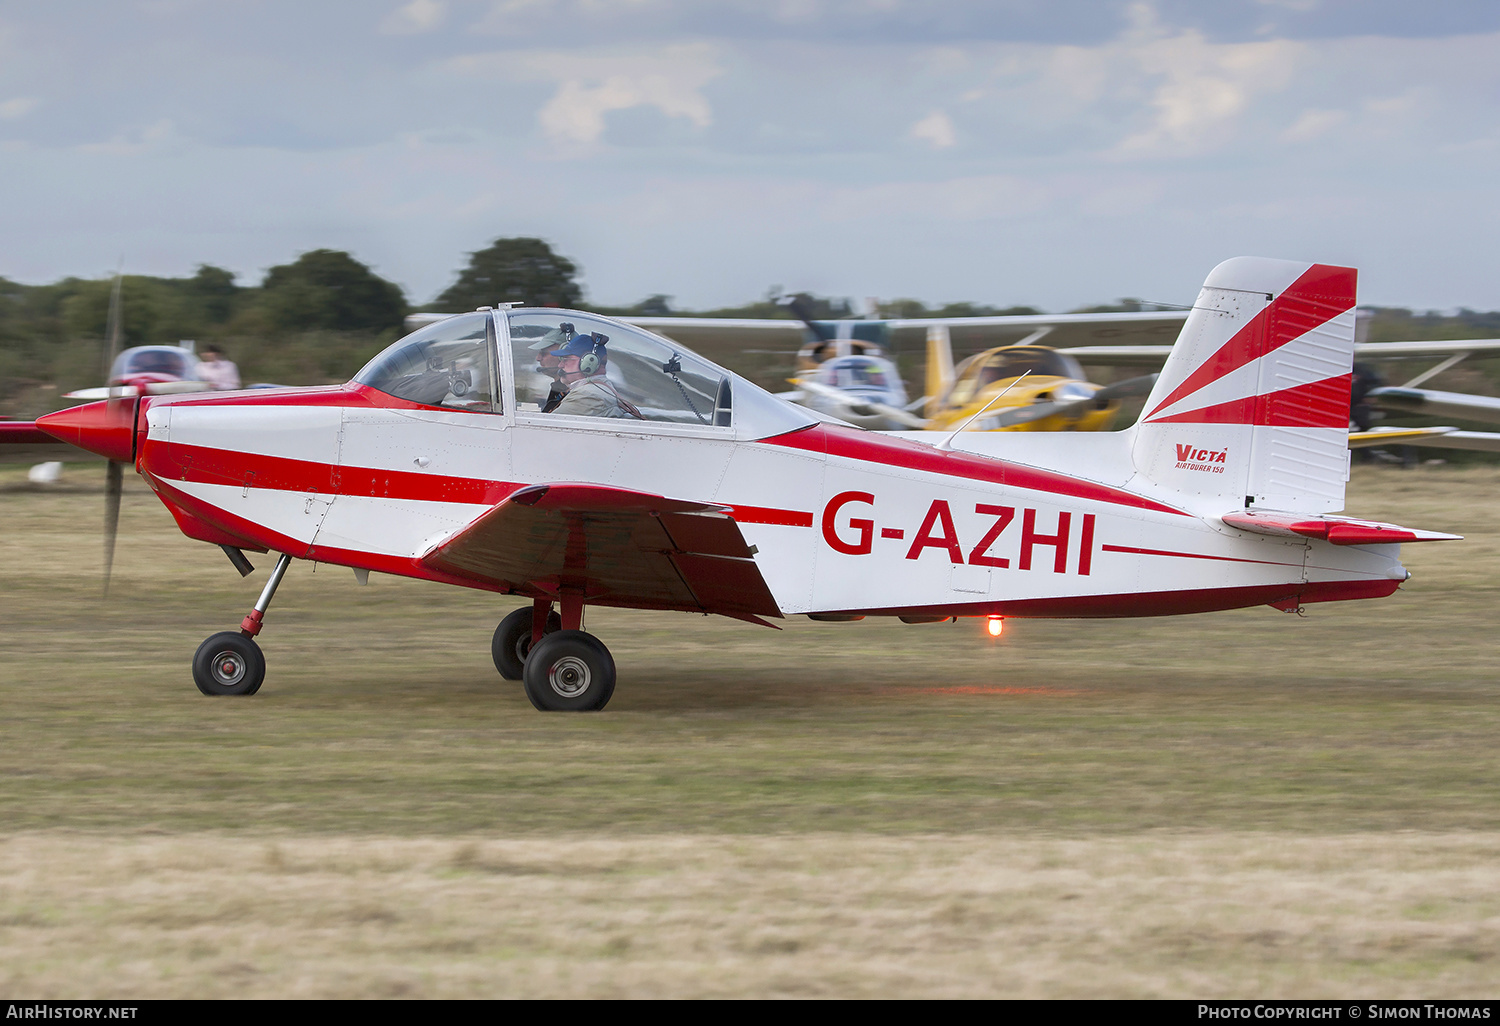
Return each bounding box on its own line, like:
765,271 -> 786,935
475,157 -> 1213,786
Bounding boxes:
566,332 -> 609,375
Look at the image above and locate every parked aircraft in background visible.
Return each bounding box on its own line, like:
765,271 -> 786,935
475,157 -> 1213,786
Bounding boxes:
62,344 -> 217,401
10,258 -> 1459,713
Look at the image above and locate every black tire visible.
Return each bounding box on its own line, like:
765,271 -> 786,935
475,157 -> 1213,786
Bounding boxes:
522,631 -> 616,712
492,606 -> 563,680
192,632 -> 266,696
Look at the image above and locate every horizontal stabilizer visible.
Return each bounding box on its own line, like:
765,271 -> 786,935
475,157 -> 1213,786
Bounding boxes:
1221,509 -> 1460,545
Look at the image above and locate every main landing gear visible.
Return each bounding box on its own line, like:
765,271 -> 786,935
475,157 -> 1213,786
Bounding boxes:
191,552 -> 291,697
497,594 -> 616,712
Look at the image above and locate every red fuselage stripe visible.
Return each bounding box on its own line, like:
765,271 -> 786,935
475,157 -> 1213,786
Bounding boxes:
145,441 -> 520,506
725,504 -> 814,527
1100,543 -> 1299,568
762,424 -> 1187,516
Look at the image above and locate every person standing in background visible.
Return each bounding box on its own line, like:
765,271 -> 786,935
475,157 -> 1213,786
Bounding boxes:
196,345 -> 241,390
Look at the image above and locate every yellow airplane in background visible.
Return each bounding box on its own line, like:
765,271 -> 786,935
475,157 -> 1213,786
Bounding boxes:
920,327 -> 1158,434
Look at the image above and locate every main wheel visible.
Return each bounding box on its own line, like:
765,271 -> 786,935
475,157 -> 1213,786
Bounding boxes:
192,632 -> 266,696
522,631 -> 616,712
492,606 -> 563,680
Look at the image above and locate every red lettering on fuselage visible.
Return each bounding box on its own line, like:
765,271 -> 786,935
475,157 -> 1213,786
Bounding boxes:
905,500 -> 963,563
1020,508 -> 1071,573
822,490 -> 875,555
818,493 -> 1096,575
967,504 -> 1015,568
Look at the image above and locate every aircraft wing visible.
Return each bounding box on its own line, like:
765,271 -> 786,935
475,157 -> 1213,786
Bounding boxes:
0,420 -> 81,463
791,378 -> 928,429
626,311 -> 1191,353
881,311 -> 1187,351
1366,386 -> 1500,426
1348,426 -> 1500,453
1060,339 -> 1500,369
419,482 -> 782,622
1354,339 -> 1500,360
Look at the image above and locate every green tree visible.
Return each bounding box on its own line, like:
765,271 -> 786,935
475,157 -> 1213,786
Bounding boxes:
187,265 -> 239,324
434,237 -> 582,310
259,250 -> 407,332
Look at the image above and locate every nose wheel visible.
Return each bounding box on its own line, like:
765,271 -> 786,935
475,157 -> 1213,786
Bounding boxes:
522,630 -> 616,711
191,551 -> 291,697
192,632 -> 266,696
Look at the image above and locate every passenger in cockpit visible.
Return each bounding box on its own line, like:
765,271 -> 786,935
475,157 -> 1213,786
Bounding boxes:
529,322 -> 574,413
549,333 -> 643,420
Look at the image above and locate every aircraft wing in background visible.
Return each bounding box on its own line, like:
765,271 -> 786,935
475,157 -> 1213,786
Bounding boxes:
785,377 -> 927,430
1348,426 -> 1500,452
1365,386 -> 1500,426
1062,338 -> 1500,368
408,310 -> 1192,354
626,310 -> 1191,352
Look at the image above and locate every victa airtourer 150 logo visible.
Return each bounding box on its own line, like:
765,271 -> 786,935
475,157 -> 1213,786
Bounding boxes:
1175,442 -> 1227,474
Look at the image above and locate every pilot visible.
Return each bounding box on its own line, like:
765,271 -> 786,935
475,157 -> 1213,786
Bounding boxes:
549,333 -> 643,419
528,323 -> 574,412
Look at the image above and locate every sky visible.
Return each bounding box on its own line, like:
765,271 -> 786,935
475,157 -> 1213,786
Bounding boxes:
0,0 -> 1498,312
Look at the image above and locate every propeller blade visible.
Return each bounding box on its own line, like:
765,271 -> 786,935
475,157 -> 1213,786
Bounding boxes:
104,270 -> 123,378
784,295 -> 835,342
1091,372 -> 1159,402
103,459 -> 122,597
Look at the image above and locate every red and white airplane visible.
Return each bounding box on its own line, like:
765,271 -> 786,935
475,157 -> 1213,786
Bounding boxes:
20,257 -> 1458,711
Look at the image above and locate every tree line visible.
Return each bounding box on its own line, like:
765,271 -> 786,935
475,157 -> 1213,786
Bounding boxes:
2,236 -> 1496,418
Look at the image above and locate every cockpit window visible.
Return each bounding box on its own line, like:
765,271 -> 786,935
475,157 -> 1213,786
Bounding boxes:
823,356 -> 889,390
976,347 -> 1085,386
509,310 -> 730,427
114,348 -> 192,380
353,312 -> 500,413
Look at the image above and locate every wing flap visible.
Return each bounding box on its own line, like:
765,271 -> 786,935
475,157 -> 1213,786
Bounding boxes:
1221,509 -> 1460,545
668,552 -> 782,618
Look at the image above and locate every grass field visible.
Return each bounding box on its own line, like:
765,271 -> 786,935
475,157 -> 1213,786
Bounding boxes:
2,462 -> 1499,997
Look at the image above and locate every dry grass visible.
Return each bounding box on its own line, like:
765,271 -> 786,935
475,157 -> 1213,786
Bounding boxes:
2,832 -> 1499,999
1,461 -> 1499,996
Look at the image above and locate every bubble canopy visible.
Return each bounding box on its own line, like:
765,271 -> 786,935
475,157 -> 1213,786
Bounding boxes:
355,308 -> 815,439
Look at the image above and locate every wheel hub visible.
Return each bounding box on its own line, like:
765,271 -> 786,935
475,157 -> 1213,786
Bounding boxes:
547,655 -> 592,698
213,652 -> 247,686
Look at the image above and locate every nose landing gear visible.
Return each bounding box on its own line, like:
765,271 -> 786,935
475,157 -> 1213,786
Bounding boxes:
191,552 -> 291,697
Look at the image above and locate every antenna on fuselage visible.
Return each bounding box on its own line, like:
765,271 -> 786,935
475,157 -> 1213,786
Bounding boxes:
935,371 -> 1031,451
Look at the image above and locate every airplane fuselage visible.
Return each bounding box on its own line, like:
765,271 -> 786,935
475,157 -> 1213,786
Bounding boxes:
138,383 -> 1406,620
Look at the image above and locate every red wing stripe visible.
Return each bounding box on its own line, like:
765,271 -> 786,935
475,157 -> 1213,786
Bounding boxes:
1145,373 -> 1351,427
724,504 -> 815,527
1145,264 -> 1356,420
763,424 -> 1187,516
1100,543 -> 1300,568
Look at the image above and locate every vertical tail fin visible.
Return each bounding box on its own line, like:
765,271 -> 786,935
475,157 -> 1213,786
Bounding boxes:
1131,257 -> 1357,513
